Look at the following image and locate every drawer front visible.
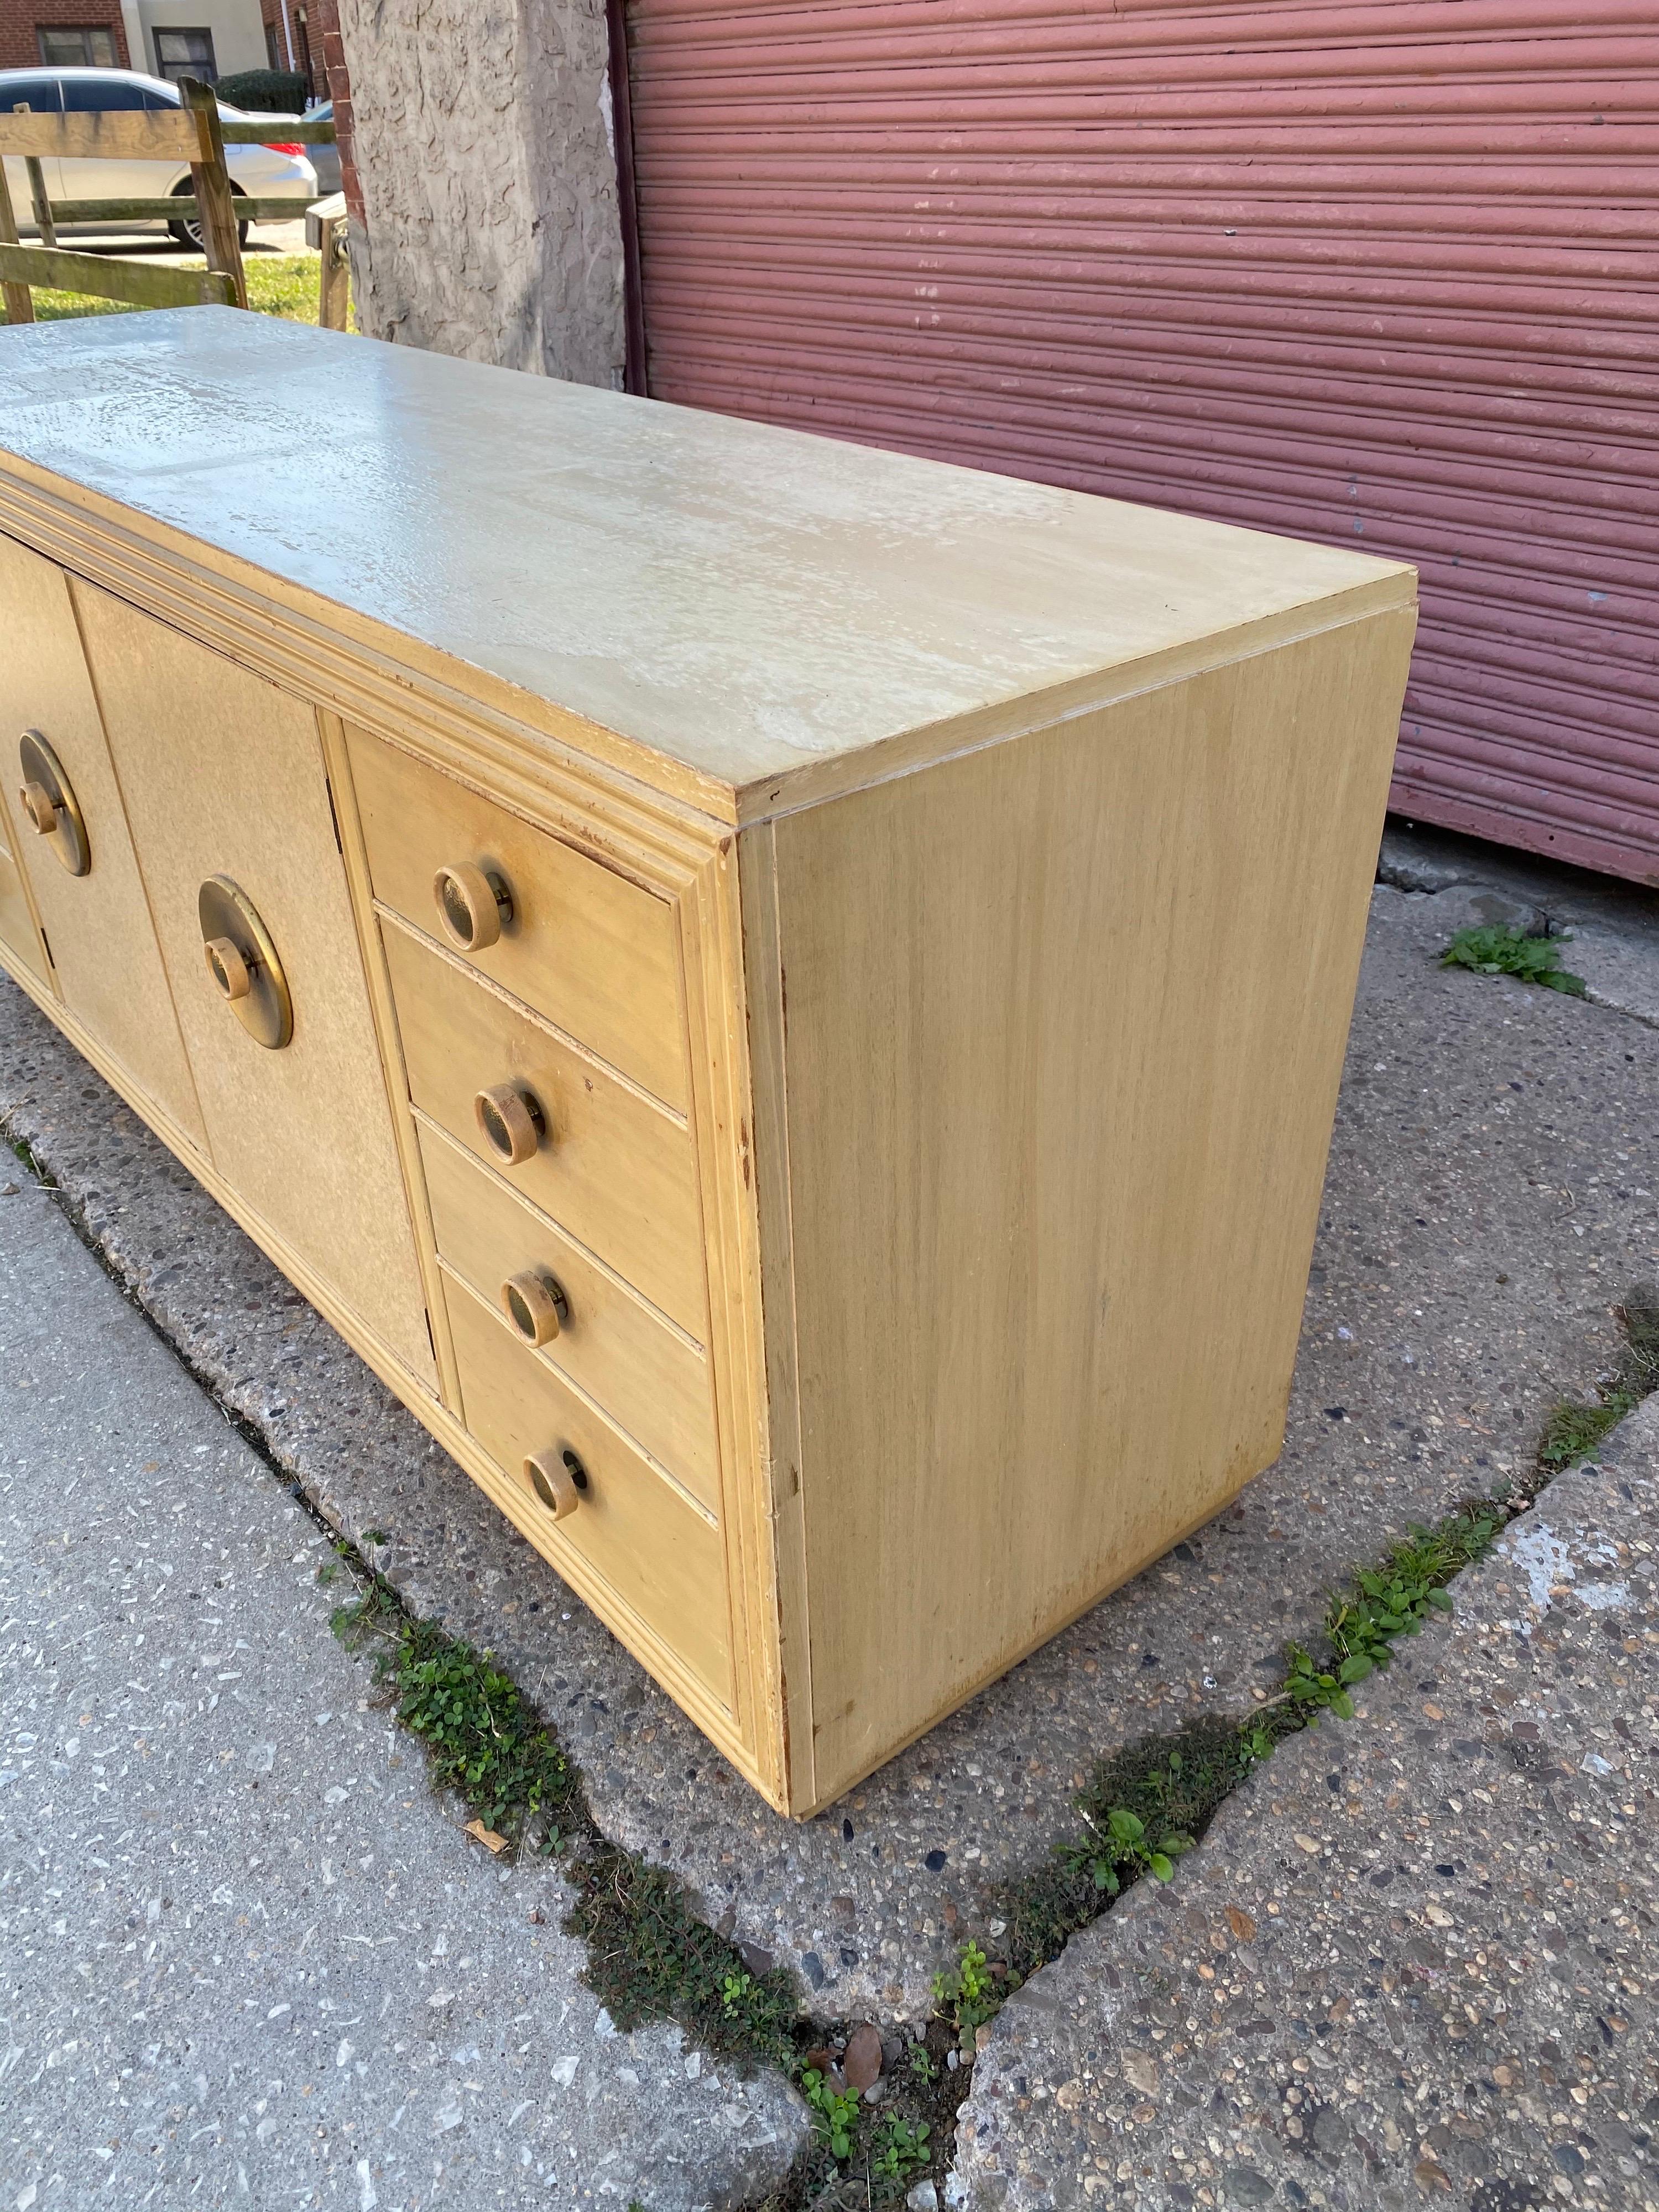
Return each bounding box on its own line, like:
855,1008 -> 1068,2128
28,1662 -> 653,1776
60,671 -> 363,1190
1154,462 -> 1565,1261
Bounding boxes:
346,727 -> 687,1109
72,583 -> 436,1388
446,1275 -> 732,1704
419,1120 -> 719,1513
0,538 -> 203,1135
384,920 -> 707,1339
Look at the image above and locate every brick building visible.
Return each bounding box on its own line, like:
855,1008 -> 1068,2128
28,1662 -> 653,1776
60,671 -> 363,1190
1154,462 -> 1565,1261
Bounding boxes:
0,3 -> 131,71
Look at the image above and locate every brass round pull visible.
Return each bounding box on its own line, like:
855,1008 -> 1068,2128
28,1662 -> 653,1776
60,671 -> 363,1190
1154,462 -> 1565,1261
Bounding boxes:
18,779 -> 57,834
525,1446 -> 587,1521
17,730 -> 89,875
434,861 -> 513,953
474,1082 -> 545,1167
203,935 -> 252,1003
501,1267 -> 568,1348
197,876 -> 293,1050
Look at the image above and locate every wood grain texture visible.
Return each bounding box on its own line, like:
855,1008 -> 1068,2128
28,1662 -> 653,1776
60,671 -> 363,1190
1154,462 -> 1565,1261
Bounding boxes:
0,837 -> 45,980
0,108 -> 206,160
0,534 -> 204,1138
0,314 -> 1413,808
418,1115 -> 719,1511
0,245 -> 237,311
72,580 -> 436,1387
444,1271 -> 733,1705
347,723 -> 688,1108
753,607 -> 1416,1804
383,918 -> 708,1340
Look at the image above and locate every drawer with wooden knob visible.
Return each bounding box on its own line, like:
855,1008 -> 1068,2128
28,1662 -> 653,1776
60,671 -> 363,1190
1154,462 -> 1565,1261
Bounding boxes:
444,1271 -> 732,1707
344,725 -> 688,1109
383,917 -> 707,1338
417,1118 -> 720,1512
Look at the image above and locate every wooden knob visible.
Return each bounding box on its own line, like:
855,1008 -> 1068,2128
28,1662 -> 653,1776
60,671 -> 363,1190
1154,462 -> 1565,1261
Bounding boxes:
501,1268 -> 568,1347
525,1446 -> 587,1521
474,1083 -> 545,1167
434,862 -> 513,952
203,935 -> 252,1002
18,779 -> 56,834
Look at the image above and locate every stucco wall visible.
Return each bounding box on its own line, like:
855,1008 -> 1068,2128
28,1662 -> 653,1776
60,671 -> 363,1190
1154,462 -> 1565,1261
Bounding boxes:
335,0 -> 625,387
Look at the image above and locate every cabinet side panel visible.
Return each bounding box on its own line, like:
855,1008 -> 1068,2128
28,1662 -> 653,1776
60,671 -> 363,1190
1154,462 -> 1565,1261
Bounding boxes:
775,608 -> 1415,1803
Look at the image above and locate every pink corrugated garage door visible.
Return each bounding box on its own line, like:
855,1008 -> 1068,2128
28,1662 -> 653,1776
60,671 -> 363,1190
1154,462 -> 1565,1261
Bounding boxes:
622,0 -> 1659,881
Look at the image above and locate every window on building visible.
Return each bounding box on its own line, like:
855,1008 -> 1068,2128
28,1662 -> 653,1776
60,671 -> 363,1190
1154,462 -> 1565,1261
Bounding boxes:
264,21 -> 281,67
35,25 -> 119,65
152,26 -> 217,82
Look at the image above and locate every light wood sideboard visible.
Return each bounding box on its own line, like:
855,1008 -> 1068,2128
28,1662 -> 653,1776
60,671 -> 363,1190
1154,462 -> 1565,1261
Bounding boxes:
0,311 -> 1416,1815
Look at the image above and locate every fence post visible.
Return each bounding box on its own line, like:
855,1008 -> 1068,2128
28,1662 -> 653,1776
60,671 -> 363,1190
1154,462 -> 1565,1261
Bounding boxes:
0,124 -> 34,324
310,194 -> 349,330
180,76 -> 247,309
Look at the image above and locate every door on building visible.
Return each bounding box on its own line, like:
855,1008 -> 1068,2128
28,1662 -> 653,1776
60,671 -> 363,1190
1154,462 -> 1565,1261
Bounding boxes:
622,0 -> 1659,883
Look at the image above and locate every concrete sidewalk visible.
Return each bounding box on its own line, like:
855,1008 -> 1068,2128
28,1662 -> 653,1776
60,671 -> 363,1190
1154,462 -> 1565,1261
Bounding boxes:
954,1394 -> 1659,2211
0,1177 -> 805,2210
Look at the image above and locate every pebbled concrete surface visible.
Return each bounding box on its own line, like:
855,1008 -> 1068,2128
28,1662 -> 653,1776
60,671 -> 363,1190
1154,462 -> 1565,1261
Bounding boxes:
953,1392 -> 1659,2212
0,859 -> 1656,2022
0,1175 -> 806,2210
1381,821 -> 1659,1031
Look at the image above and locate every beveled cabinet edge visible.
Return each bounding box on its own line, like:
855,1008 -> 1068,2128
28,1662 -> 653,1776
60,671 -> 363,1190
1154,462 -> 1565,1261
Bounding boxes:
733,818 -> 816,1814
0,452 -> 743,845
0,448 -> 1415,839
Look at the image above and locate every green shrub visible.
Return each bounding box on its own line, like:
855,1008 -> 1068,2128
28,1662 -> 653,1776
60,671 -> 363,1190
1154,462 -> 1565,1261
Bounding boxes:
216,68 -> 311,114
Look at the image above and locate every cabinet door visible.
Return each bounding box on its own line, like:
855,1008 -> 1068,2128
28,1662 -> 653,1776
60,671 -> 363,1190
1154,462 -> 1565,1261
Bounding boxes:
0,535 -> 204,1139
0,818 -> 46,985
74,582 -> 436,1387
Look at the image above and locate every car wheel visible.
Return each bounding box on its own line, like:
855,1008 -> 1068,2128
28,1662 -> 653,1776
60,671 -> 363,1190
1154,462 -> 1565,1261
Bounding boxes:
168,183 -> 250,254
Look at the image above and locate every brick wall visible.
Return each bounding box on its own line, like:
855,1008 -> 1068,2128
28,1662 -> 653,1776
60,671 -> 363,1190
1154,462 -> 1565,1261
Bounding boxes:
0,3 -> 131,71
298,0 -> 358,225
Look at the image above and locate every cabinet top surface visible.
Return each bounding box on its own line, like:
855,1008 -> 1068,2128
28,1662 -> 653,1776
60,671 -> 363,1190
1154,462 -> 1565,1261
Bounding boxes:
0,310 -> 1412,808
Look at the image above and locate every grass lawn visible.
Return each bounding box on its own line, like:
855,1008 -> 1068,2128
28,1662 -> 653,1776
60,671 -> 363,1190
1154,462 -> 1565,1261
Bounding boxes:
29,254 -> 347,326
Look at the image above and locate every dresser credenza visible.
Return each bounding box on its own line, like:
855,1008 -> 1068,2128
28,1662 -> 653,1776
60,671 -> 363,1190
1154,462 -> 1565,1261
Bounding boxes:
0,310 -> 1415,1814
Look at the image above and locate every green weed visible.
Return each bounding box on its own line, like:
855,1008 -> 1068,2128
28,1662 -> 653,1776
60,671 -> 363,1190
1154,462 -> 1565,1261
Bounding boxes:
802,2067 -> 862,2161
931,1937 -> 1005,2046
1540,1282 -> 1659,1471
871,2114 -> 932,2180
1440,923 -> 1585,995
563,1843 -> 800,2072
1062,1800 -> 1195,1897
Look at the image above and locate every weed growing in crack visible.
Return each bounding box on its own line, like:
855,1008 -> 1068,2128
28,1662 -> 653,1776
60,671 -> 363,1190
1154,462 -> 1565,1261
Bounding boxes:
982,1502 -> 1511,2010
871,2114 -> 932,2179
1540,1284 -> 1659,1473
331,1572 -> 578,1852
802,2067 -> 862,2160
1439,922 -> 1585,994
7,1133 -> 53,1185
945,1289 -> 1659,2060
563,1843 -> 801,2072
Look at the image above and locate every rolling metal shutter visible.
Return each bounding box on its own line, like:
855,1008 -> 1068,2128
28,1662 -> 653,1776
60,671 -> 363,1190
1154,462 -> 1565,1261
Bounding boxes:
623,0 -> 1659,881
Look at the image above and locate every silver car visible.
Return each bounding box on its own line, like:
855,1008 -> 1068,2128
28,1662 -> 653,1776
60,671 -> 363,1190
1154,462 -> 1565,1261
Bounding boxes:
0,66 -> 317,248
